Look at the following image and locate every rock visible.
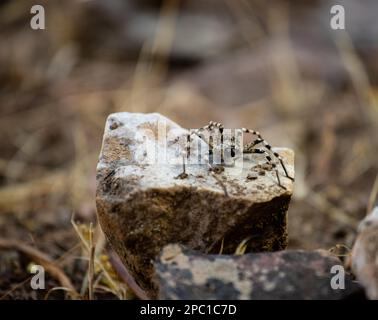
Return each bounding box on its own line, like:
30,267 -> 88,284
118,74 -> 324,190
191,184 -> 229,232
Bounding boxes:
351,207 -> 378,299
155,244 -> 364,300
96,112 -> 294,298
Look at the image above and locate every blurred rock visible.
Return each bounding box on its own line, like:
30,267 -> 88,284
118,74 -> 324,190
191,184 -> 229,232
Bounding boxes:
96,112 -> 294,297
155,244 -> 364,300
351,207 -> 378,299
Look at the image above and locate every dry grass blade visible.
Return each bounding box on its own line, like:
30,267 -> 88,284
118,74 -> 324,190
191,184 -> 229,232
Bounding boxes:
328,244 -> 351,258
234,237 -> 251,255
218,238 -> 224,254
71,217 -> 125,299
88,223 -> 95,300
0,238 -> 78,299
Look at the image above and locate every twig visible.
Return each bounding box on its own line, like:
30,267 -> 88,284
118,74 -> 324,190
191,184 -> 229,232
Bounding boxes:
0,238 -> 78,299
107,249 -> 149,300
0,243 -> 80,300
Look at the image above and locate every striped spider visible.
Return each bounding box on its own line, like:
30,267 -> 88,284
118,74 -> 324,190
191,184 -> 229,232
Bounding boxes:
177,121 -> 294,190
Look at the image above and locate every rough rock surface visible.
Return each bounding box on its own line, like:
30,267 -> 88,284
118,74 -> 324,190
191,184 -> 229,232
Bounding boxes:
351,207 -> 378,299
96,112 -> 294,297
155,244 -> 364,300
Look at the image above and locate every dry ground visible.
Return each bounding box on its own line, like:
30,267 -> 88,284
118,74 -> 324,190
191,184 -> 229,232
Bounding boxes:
0,0 -> 377,299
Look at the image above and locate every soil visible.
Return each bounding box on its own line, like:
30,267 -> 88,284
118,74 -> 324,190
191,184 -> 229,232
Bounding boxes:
0,0 -> 377,299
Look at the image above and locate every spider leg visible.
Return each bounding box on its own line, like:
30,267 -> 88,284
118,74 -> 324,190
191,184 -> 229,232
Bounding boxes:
278,157 -> 294,181
242,128 -> 294,181
212,122 -> 225,164
175,153 -> 188,179
174,136 -> 190,179
243,138 -> 264,153
190,122 -> 228,195
193,121 -> 226,166
177,122 -> 219,179
196,121 -> 223,141
186,133 -> 191,159
191,122 -> 215,148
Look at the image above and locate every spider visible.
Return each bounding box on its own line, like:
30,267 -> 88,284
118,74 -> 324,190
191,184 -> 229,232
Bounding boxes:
176,121 -> 294,190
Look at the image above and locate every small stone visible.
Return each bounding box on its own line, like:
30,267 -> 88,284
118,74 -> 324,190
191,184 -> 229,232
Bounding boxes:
261,163 -> 273,171
155,244 -> 364,300
351,207 -> 378,299
258,170 -> 266,176
96,112 -> 294,298
175,172 -> 188,180
246,172 -> 258,180
210,165 -> 225,174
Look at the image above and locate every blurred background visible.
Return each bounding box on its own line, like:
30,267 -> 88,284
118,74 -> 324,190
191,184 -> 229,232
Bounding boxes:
0,0 -> 378,299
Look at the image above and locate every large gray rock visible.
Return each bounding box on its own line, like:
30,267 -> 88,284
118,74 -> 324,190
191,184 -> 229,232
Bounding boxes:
155,244 -> 363,300
96,112 -> 294,298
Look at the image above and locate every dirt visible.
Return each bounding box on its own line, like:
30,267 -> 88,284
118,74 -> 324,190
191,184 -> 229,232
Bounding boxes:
0,0 -> 378,299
